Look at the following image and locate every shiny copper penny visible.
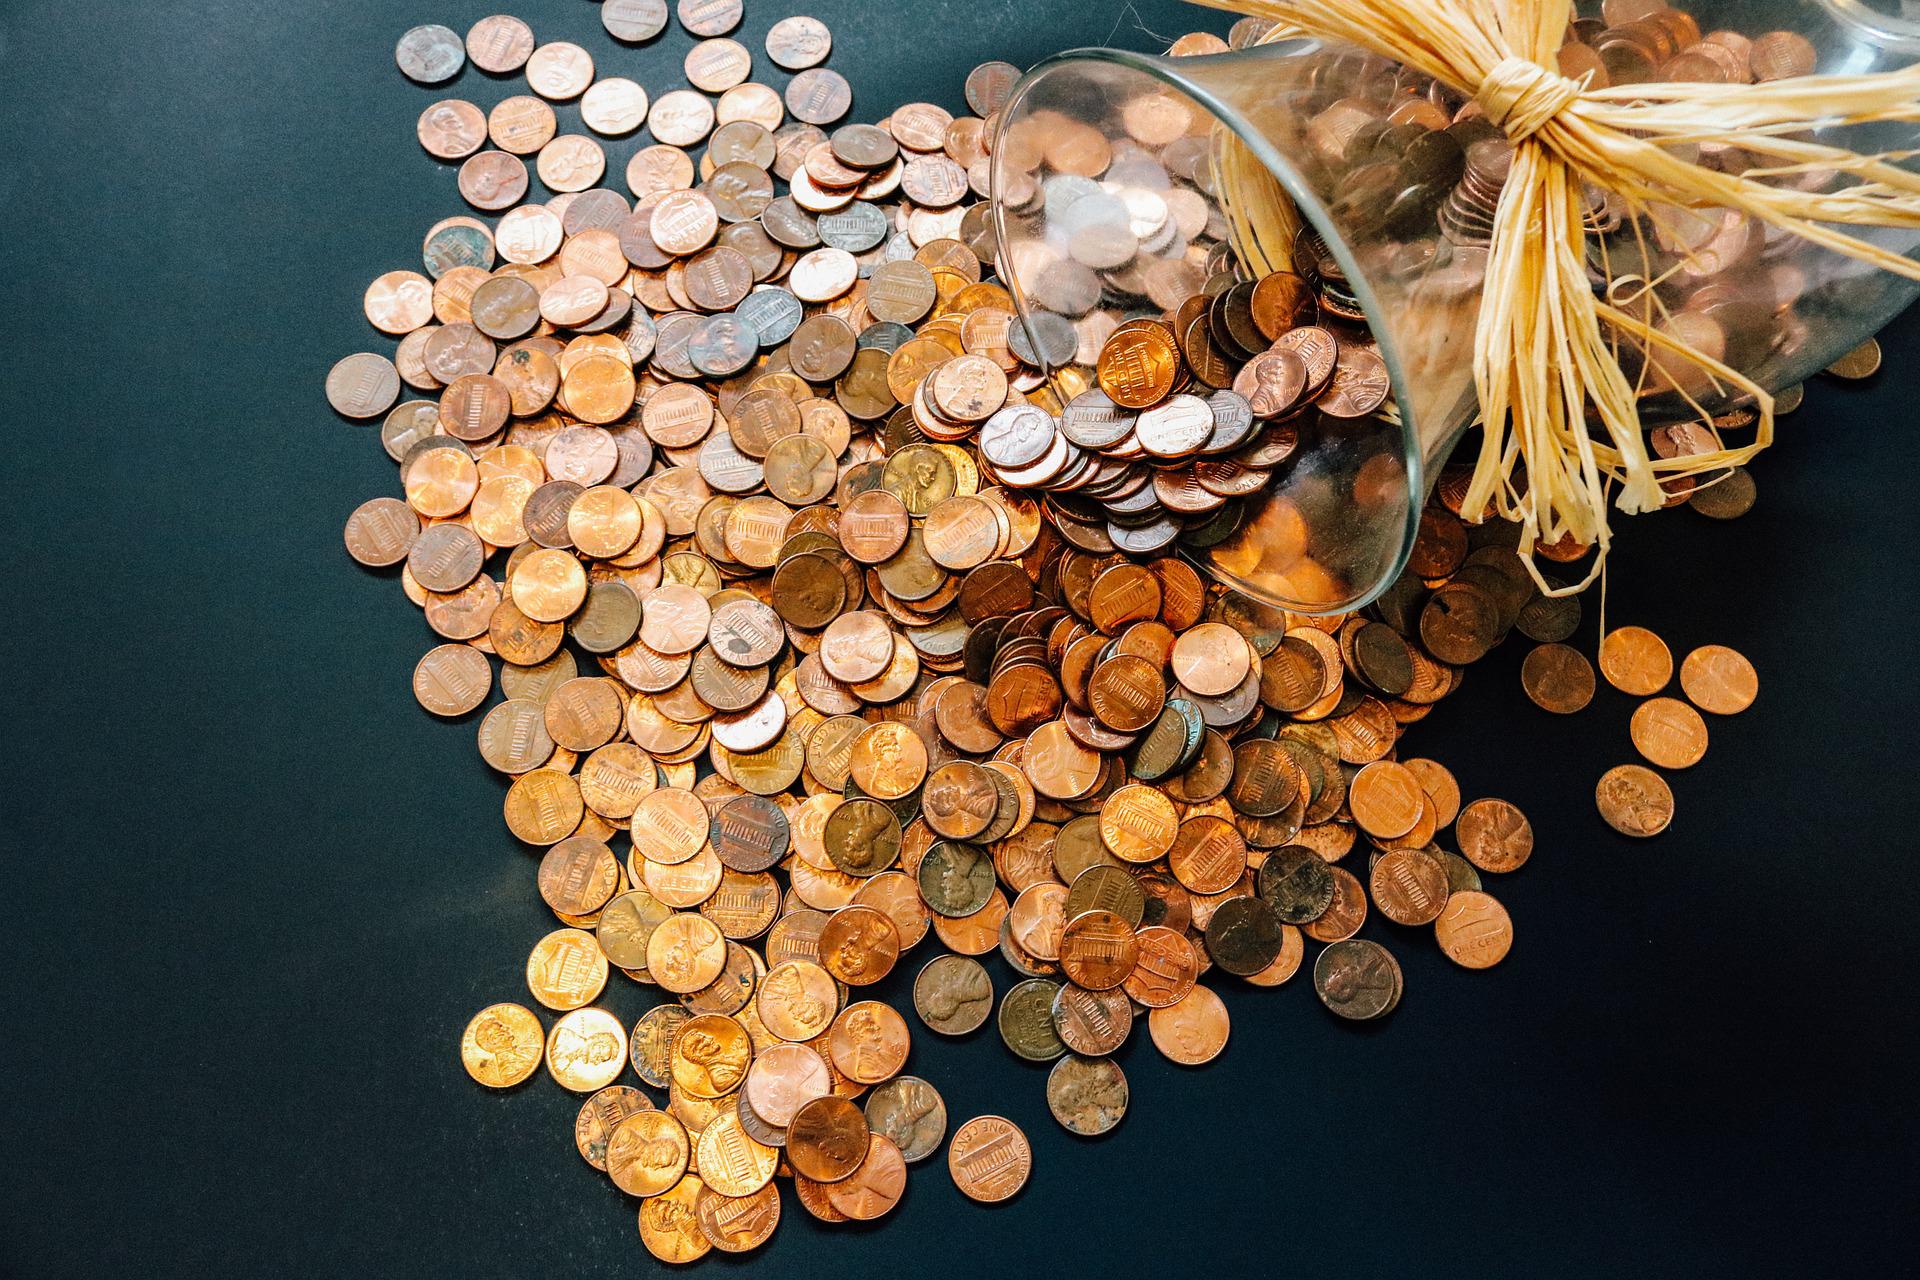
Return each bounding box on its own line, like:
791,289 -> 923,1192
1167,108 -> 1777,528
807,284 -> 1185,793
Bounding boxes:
1347,759 -> 1425,840
1434,890 -> 1513,969
825,1134 -> 907,1220
1596,764 -> 1674,837
1599,625 -> 1673,696
1631,696 -> 1709,769
947,1116 -> 1031,1202
786,1095 -> 870,1183
1058,909 -> 1138,990
827,999 -> 910,1084
1455,798 -> 1534,873
1146,984 -> 1229,1064
1169,621 -> 1252,696
413,643 -> 491,716
1369,849 -> 1450,926
1678,644 -> 1757,715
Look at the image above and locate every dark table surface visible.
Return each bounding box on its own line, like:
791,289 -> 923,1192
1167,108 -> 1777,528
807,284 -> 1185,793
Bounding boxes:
4,0 -> 1916,1276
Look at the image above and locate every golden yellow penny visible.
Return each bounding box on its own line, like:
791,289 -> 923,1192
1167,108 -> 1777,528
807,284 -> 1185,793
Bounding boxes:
544,1006 -> 628,1092
525,927 -> 610,1010
756,959 -> 839,1041
504,768 -> 585,845
460,1002 -> 544,1088
693,1109 -> 779,1196
645,912 -> 728,993
639,1175 -> 711,1263
607,1108 -> 690,1197
671,1013 -> 755,1099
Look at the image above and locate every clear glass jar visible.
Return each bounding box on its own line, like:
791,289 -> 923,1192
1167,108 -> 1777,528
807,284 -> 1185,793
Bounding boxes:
989,0 -> 1920,612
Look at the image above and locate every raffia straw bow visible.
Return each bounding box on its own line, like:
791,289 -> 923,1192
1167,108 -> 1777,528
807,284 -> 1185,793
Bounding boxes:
1188,0 -> 1920,591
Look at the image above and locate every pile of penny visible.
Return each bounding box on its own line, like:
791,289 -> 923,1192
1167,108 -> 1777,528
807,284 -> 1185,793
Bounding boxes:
340,8 -> 1771,1266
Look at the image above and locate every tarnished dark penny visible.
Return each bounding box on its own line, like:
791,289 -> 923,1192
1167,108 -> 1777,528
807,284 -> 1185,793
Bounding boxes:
823,797 -> 904,879
997,977 -> 1067,1062
1227,739 -> 1300,818
1314,939 -> 1402,1021
913,954 -> 993,1035
1204,894 -> 1286,975
864,1075 -> 946,1162
1521,642 -> 1596,713
1256,846 -> 1335,922
917,840 -> 995,916
710,794 -> 789,872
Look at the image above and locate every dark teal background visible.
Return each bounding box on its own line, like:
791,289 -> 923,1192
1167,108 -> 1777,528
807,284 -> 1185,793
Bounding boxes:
3,0 -> 1915,1275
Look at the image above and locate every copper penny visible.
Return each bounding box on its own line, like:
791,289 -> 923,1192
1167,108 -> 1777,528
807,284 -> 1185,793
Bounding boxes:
1058,909 -> 1138,990
1369,849 -> 1451,926
1146,984 -> 1229,1064
827,999 -> 910,1084
1679,644 -> 1757,714
1631,696 -> 1709,769
1434,890 -> 1513,969
1521,642 -> 1596,713
947,1116 -> 1031,1202
786,1095 -> 870,1183
1455,797 -> 1534,873
1596,764 -> 1675,837
1599,625 -> 1673,696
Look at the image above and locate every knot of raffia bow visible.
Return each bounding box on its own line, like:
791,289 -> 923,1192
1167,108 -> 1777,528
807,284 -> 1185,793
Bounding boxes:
1189,0 -> 1920,592
1476,55 -> 1581,141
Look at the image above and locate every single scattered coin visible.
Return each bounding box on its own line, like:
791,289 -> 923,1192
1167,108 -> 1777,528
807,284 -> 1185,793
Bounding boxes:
397,23 -> 465,84
1679,644 -> 1757,715
766,15 -> 832,69
1046,1055 -> 1128,1136
1630,697 -> 1709,769
1455,798 -> 1533,874
948,1115 -> 1031,1202
544,1007 -> 627,1092
1599,625 -> 1673,696
1596,764 -> 1675,837
327,352 -> 401,419
1434,891 -> 1513,969
1521,642 -> 1596,713
1313,939 -> 1402,1020
460,1002 -> 544,1087
1146,984 -> 1229,1064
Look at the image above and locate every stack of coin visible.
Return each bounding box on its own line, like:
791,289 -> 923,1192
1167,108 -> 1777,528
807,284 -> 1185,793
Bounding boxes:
342,10 -> 1717,1266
